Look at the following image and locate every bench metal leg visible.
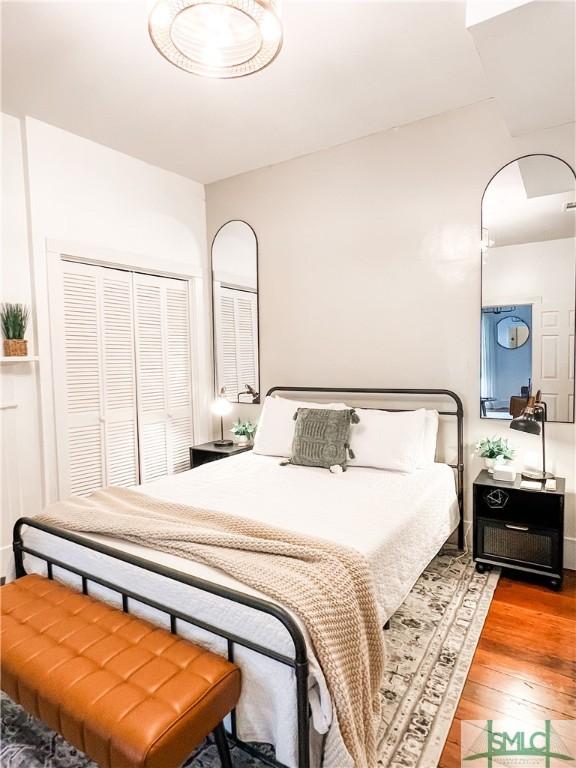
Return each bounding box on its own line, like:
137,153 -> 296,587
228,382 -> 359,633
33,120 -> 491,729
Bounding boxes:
213,722 -> 233,768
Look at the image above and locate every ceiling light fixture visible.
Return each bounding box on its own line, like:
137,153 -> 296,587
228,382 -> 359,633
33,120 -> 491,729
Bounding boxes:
149,0 -> 283,79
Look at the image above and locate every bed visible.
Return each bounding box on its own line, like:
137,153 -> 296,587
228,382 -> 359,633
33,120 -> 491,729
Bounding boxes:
13,387 -> 464,768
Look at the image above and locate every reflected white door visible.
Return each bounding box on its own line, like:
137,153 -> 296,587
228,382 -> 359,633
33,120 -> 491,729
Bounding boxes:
532,301 -> 575,421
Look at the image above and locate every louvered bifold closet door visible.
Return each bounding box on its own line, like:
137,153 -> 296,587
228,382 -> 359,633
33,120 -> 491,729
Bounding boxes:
100,270 -> 139,487
134,273 -> 193,482
217,287 -> 258,401
58,262 -> 138,496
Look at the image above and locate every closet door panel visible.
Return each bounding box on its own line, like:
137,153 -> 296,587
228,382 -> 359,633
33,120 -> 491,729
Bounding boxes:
140,422 -> 169,481
68,424 -> 104,496
101,270 -> 138,487
166,282 -> 192,409
134,279 -> 166,413
217,288 -> 258,400
134,274 -> 168,483
166,280 -> 193,474
217,289 -> 240,400
63,269 -> 101,417
236,292 -> 258,392
134,273 -> 193,482
60,263 -> 104,496
56,261 -> 139,496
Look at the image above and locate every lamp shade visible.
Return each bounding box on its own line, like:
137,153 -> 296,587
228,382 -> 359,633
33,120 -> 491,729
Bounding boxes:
510,412 -> 541,435
212,393 -> 233,417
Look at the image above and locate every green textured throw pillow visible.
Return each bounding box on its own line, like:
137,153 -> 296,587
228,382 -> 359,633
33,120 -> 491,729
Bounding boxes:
284,408 -> 359,472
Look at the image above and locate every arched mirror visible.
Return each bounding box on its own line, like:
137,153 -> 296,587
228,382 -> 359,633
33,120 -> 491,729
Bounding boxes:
481,155 -> 576,422
212,221 -> 260,404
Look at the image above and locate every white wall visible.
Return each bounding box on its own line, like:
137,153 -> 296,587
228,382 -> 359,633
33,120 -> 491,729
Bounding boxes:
206,98 -> 576,567
1,115 -> 210,574
483,237 -> 575,307
1,113 -> 43,576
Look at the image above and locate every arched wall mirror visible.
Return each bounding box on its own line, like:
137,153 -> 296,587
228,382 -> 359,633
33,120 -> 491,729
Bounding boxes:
481,154 -> 576,422
212,220 -> 260,404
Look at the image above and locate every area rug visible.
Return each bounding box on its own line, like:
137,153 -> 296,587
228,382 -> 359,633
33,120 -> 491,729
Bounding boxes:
0,548 -> 499,768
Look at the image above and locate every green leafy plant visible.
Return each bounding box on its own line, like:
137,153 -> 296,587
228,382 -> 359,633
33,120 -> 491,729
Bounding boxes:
230,419 -> 257,439
1,303 -> 29,340
475,436 -> 515,460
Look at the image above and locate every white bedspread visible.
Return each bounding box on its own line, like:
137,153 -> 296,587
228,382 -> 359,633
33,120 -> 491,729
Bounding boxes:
21,453 -> 458,768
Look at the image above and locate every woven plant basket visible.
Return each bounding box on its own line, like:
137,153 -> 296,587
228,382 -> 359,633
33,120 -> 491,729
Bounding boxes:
3,339 -> 28,356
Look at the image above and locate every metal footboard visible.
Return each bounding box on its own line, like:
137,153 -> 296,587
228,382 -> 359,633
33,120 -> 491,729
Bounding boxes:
12,518 -> 310,768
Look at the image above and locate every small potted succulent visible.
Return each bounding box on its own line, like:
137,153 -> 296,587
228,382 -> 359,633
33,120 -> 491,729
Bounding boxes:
1,303 -> 29,357
230,419 -> 257,445
475,436 -> 515,473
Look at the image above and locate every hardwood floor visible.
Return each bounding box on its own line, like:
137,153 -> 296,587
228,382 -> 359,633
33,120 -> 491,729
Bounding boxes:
438,569 -> 576,767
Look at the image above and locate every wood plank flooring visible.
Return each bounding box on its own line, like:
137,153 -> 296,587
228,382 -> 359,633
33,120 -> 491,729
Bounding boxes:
438,569 -> 576,767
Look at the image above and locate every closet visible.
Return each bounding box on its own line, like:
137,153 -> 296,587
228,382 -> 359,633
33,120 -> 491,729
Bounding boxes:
52,259 -> 194,497
216,286 -> 258,401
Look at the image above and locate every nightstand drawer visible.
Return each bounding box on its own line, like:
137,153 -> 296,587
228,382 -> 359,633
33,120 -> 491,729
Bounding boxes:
476,518 -> 561,573
473,484 -> 561,527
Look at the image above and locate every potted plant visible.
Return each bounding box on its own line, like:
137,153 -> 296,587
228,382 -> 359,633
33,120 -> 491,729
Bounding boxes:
1,303 -> 29,357
475,436 -> 515,473
230,419 -> 257,445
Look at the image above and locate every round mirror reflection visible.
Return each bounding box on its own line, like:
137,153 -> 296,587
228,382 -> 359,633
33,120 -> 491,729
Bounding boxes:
496,316 -> 530,349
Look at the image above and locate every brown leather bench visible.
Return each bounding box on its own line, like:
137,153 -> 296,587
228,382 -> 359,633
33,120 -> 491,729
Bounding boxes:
0,574 -> 241,768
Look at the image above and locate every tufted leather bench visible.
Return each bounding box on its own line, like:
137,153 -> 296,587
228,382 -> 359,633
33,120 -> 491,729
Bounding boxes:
0,574 -> 241,768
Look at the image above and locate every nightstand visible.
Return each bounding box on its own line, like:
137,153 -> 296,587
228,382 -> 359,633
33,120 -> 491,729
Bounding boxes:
473,470 -> 565,590
189,441 -> 252,469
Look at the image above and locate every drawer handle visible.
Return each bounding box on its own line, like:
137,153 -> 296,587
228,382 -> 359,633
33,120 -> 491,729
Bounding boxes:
505,524 -> 529,532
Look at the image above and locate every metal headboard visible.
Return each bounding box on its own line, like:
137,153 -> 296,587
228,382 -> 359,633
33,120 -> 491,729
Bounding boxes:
266,386 -> 465,549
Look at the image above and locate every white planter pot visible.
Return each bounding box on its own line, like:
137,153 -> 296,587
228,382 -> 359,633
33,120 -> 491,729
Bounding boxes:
484,457 -> 508,474
235,435 -> 249,445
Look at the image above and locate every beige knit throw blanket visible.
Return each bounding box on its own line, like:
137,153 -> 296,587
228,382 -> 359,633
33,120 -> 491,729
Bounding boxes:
36,487 -> 385,768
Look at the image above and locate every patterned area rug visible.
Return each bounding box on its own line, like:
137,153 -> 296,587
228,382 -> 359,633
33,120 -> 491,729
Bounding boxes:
0,549 -> 498,768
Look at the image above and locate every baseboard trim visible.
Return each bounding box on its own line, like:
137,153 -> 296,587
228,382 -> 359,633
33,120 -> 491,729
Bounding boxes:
563,536 -> 575,571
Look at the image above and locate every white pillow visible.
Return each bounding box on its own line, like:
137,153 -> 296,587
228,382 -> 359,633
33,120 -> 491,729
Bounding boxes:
418,410 -> 439,468
348,408 -> 427,473
253,396 -> 348,458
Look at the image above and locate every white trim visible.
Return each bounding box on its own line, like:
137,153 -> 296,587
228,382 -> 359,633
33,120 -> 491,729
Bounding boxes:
47,239 -> 202,280
482,295 -> 543,308
0,357 -> 39,363
47,250 -> 66,499
564,535 -> 576,571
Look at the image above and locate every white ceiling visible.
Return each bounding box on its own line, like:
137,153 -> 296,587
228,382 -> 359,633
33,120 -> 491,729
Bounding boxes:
483,158 -> 576,247
1,0 -> 493,183
466,0 -> 575,137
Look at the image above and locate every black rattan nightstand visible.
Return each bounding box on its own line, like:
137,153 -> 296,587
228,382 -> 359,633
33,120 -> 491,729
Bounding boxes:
189,441 -> 252,469
473,470 -> 565,590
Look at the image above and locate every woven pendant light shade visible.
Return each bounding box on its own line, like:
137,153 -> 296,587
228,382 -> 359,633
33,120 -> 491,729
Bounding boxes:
149,0 -> 283,78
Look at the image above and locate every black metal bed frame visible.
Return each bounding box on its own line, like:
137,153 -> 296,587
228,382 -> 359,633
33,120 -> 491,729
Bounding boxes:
12,386 -> 464,768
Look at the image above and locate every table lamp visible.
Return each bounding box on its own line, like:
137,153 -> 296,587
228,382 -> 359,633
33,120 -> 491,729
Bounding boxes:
212,388 -> 233,446
509,396 -> 554,481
